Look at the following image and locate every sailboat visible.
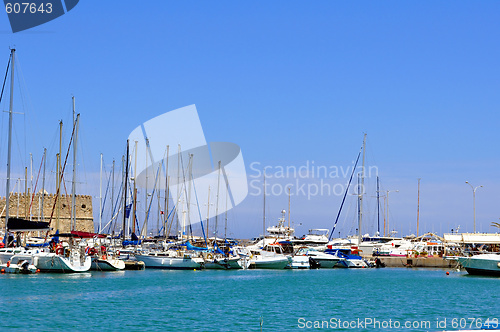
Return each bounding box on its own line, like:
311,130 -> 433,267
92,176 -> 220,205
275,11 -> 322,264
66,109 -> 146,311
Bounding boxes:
2,53 -> 91,272
240,174 -> 290,269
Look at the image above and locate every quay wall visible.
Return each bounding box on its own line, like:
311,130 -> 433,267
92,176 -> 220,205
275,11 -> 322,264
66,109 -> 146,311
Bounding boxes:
365,255 -> 460,268
0,192 -> 94,233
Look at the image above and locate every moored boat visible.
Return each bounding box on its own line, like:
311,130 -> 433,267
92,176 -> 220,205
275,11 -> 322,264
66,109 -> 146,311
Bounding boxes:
135,250 -> 203,269
458,253 -> 500,276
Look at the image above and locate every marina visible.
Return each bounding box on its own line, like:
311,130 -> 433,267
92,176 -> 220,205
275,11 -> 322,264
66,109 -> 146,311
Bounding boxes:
1,2 -> 499,331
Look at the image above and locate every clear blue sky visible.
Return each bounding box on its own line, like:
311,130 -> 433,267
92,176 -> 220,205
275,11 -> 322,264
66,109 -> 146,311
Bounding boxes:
0,1 -> 499,238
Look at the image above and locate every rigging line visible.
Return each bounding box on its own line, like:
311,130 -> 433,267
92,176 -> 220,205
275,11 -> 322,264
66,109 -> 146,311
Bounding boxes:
0,54 -> 11,161
100,164 -> 113,219
0,53 -> 10,105
105,181 -> 124,234
28,153 -> 44,213
191,170 -> 208,248
329,147 -> 362,241
43,116 -> 78,241
142,163 -> 161,236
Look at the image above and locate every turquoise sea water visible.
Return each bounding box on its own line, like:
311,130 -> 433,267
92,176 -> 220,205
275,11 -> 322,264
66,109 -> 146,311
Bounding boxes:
0,268 -> 498,331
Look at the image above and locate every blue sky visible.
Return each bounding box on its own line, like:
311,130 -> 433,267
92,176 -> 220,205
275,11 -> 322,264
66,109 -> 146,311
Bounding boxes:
0,1 -> 499,238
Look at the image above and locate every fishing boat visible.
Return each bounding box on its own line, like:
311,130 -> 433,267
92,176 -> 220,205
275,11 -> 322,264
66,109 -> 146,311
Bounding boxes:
458,253 -> 500,276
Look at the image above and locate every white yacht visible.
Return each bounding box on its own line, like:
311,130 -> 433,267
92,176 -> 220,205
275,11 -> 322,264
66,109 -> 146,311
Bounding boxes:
294,247 -> 342,268
135,250 -> 204,269
458,254 -> 500,276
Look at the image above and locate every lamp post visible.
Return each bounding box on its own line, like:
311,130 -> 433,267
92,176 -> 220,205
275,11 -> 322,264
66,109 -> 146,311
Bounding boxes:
465,181 -> 483,233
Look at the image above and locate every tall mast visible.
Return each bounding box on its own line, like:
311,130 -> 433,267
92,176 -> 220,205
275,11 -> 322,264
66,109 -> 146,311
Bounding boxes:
99,153 -> 103,233
206,185 -> 210,241
122,140 -> 129,243
176,144 -> 181,238
163,145 -> 169,240
186,154 -> 194,240
417,178 -> 421,237
377,176 -> 380,235
41,148 -> 46,221
288,187 -> 291,234
71,113 -> 80,231
358,133 -> 366,245
29,154 -> 32,219
4,48 -> 15,242
132,141 -> 138,235
24,167 -> 27,219
111,158 -> 115,230
214,161 -> 221,246
224,176 -> 228,243
56,120 -> 62,232
263,173 -> 266,247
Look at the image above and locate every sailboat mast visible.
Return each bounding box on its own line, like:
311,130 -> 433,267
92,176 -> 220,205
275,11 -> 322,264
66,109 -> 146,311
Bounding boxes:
111,159 -> 115,229
132,141 -> 138,235
263,173 -> 266,247
417,178 -> 421,237
163,145 -> 169,239
71,113 -> 80,231
41,148 -> 46,221
4,48 -> 15,241
56,120 -> 62,232
214,161 -> 221,246
358,133 -> 366,245
206,185 -> 210,241
122,140 -> 129,243
99,153 -> 103,233
288,187 -> 291,233
377,176 -> 380,235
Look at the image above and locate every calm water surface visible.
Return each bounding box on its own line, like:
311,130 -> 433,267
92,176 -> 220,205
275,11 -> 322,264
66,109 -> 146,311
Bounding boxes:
0,268 -> 498,331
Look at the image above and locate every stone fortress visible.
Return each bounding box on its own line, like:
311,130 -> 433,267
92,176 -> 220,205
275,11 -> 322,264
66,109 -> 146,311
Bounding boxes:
0,192 -> 94,233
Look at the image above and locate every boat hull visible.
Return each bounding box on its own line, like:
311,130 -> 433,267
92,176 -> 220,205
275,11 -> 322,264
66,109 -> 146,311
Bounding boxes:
248,256 -> 290,269
35,253 -> 91,273
91,258 -> 126,271
458,254 -> 500,276
204,256 -> 242,269
289,256 -> 310,269
135,254 -> 202,270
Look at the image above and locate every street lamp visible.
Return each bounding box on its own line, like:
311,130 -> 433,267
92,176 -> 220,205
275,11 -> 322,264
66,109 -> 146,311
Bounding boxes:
465,181 -> 483,233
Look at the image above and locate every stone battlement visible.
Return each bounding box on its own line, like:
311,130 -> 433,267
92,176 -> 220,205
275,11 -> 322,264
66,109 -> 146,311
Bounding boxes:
0,192 -> 94,233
